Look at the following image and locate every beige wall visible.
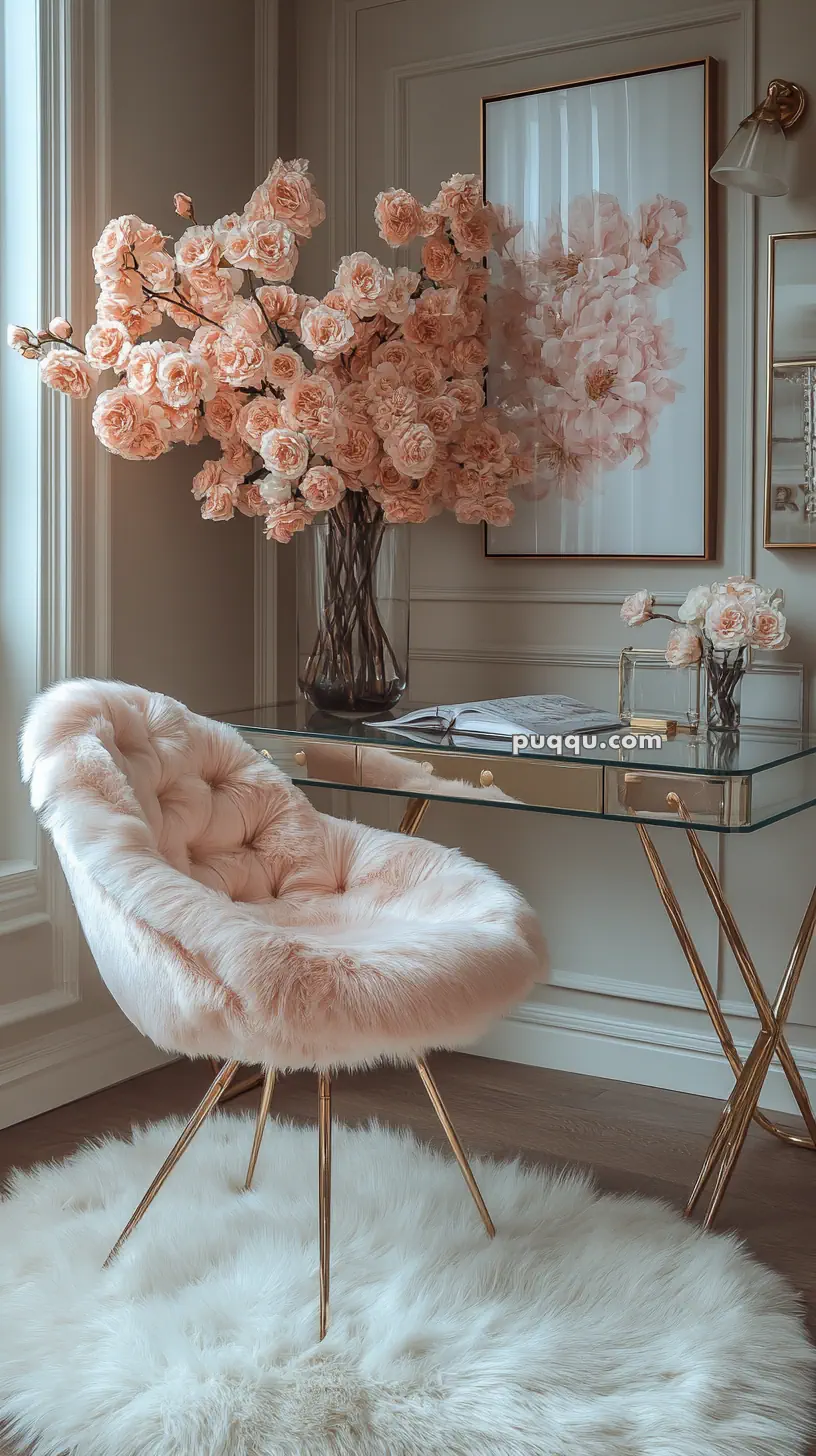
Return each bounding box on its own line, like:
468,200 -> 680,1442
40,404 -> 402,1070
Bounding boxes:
286,0 -> 816,1110
108,0 -> 256,714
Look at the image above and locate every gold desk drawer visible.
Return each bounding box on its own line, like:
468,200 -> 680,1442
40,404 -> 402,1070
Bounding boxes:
246,734 -> 602,815
606,768 -> 752,827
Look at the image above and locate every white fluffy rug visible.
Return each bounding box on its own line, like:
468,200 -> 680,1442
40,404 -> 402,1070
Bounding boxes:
0,1114 -> 812,1456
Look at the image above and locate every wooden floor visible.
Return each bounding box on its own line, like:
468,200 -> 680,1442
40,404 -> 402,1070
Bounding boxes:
0,1052 -> 814,1451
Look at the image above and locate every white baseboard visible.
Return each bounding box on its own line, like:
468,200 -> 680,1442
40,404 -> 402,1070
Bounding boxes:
471,998 -> 816,1118
0,1010 -> 172,1131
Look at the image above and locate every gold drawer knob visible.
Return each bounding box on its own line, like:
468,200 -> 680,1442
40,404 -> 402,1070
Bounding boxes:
480,769 -> 494,788
294,750 -> 307,766
260,749 -> 271,760
421,761 -> 434,775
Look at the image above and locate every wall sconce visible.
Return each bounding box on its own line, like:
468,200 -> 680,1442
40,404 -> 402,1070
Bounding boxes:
711,79 -> 807,196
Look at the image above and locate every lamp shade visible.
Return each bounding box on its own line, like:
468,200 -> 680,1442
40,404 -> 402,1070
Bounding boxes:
711,117 -> 789,196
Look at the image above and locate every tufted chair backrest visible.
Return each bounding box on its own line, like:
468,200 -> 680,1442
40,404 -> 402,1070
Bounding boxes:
22,678 -> 318,904
20,679 -> 336,1062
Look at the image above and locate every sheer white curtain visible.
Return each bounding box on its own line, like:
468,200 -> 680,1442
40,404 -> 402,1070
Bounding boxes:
0,0 -> 41,867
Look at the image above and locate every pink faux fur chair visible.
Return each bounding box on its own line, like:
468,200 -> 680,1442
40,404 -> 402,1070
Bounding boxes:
21,678 -> 544,1336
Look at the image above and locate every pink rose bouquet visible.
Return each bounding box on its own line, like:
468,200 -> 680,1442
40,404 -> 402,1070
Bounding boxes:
8,160 -> 530,538
621,577 -> 790,730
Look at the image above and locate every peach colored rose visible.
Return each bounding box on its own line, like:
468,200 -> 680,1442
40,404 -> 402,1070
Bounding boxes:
204,388 -> 243,442
283,374 -> 337,439
257,284 -> 297,322
264,499 -> 312,543
175,225 -> 221,284
40,349 -> 99,399
665,626 -> 702,667
97,269 -> 146,308
236,397 -> 283,450
404,353 -> 443,400
374,188 -> 424,247
236,482 -> 268,517
121,215 -> 164,257
48,317 -> 72,340
300,305 -> 355,361
260,426 -> 310,479
214,329 -> 266,388
480,493 -> 515,527
330,422 -> 379,473
91,386 -> 144,453
450,335 -> 488,376
222,298 -> 266,338
381,488 -> 434,525
96,292 -> 161,339
244,219 -> 298,281
420,395 -> 460,441
451,207 -> 495,261
381,266 -> 421,324
127,417 -> 168,460
373,339 -> 414,372
266,345 -> 305,389
376,457 -> 413,494
190,325 -> 222,369
335,382 -> 369,424
385,420 -> 436,479
148,397 -> 202,445
92,218 -> 131,276
454,421 -> 509,472
174,192 -> 194,220
335,251 -> 391,317
84,321 -> 132,372
445,376 -> 484,421
299,465 -> 346,511
217,219 -> 253,268
748,605 -> 789,650
704,598 -> 749,649
433,172 -> 483,221
246,159 -> 326,238
403,288 -> 459,349
200,479 -> 238,521
620,590 -> 655,627
221,437 -> 254,474
422,237 -> 458,282
156,350 -> 215,409
138,249 -> 176,294
190,271 -> 237,323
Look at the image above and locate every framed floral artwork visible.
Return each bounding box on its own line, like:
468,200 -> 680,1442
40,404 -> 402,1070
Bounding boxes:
482,58 -> 716,559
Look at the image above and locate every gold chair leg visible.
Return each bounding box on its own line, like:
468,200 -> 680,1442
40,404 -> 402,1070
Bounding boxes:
243,1067 -> 277,1191
416,1057 -> 495,1239
318,1072 -> 332,1341
209,1057 -> 265,1102
104,1059 -> 240,1267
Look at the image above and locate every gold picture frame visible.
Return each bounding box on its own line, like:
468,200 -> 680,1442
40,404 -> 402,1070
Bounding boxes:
763,229 -> 816,549
481,57 -> 718,561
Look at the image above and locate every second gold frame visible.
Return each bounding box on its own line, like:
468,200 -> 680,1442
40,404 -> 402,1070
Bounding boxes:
482,57 -> 717,561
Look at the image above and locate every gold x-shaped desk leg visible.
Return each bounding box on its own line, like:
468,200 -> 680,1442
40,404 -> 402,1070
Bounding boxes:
635,795 -> 816,1228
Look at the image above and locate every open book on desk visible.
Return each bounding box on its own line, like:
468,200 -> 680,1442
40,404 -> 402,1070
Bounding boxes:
366,695 -> 622,746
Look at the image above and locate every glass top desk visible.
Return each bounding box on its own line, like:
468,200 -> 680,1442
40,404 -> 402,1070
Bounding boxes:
223,700 -> 816,834
222,701 -> 816,1229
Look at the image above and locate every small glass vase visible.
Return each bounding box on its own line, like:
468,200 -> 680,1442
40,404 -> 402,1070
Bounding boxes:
296,492 -> 410,716
703,644 -> 747,731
